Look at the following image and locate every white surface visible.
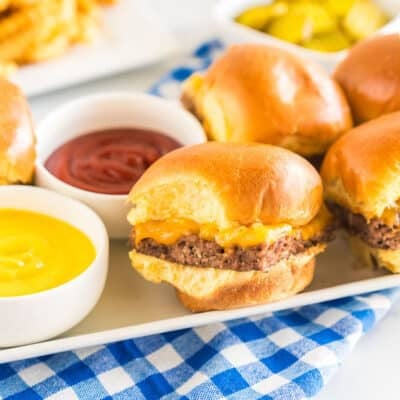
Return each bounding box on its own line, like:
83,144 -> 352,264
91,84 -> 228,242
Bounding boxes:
10,0 -> 178,97
0,186 -> 109,347
25,0 -> 400,398
35,92 -> 206,238
1,236 -> 399,363
214,0 -> 400,71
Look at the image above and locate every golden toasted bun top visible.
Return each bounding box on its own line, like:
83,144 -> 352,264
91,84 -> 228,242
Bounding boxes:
321,112 -> 400,219
0,79 -> 35,184
334,34 -> 400,124
182,44 -> 352,156
128,142 -> 322,228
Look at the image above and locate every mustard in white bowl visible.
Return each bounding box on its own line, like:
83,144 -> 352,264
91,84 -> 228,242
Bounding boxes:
0,209 -> 96,297
0,186 -> 109,348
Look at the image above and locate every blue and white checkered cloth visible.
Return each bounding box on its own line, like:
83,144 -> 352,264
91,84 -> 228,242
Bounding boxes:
1,40 -> 400,400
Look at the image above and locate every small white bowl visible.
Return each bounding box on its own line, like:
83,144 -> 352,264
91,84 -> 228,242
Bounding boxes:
213,0 -> 400,71
35,92 -> 207,238
0,186 -> 109,348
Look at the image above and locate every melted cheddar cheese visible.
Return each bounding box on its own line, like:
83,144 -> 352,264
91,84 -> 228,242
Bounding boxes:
134,206 -> 332,248
380,207 -> 400,226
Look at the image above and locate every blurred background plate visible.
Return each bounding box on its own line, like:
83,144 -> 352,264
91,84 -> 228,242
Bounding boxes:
10,0 -> 178,97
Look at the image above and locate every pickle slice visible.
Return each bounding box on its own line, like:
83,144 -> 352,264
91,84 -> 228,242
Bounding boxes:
290,3 -> 337,34
267,2 -> 336,43
268,13 -> 313,43
343,0 -> 388,40
325,0 -> 356,17
235,2 -> 288,30
303,30 -> 351,51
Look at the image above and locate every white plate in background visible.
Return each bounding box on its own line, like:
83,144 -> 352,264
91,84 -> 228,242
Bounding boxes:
1,237 -> 400,363
10,0 -> 178,97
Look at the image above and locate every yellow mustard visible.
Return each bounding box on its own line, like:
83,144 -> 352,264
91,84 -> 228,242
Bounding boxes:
0,209 -> 95,297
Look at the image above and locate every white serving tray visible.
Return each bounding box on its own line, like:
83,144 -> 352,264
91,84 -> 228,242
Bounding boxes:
10,0 -> 178,97
2,236 -> 400,363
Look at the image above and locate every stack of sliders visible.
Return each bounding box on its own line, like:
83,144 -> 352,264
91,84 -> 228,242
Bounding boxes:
2,34 -> 397,314
128,143 -> 334,311
128,35 -> 400,312
322,33 -> 400,273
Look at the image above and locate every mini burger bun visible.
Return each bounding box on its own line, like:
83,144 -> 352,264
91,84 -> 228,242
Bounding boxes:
128,142 -> 323,229
321,112 -> 400,220
348,236 -> 400,274
0,79 -> 35,184
129,248 -> 320,312
182,44 -> 352,157
334,34 -> 400,124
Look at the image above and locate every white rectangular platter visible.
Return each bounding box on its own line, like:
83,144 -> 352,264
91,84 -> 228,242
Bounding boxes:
1,236 -> 400,363
9,0 -> 177,97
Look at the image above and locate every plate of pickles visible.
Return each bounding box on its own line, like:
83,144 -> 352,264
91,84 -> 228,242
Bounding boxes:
213,0 -> 400,69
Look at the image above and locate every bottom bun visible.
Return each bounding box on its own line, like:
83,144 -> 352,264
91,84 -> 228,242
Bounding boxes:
349,236 -> 400,273
129,247 -> 322,312
0,160 -> 30,185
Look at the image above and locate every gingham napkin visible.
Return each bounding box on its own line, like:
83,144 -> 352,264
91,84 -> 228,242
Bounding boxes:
1,40 -> 400,400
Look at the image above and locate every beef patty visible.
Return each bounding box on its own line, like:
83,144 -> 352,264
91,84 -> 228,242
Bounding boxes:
329,203 -> 400,250
131,228 -> 334,272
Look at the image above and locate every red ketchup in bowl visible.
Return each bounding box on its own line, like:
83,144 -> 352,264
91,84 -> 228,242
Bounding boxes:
45,128 -> 181,194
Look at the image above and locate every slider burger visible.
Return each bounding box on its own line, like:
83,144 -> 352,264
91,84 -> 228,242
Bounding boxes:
128,142 -> 334,312
321,112 -> 400,273
182,44 -> 352,159
334,34 -> 400,124
0,78 -> 35,184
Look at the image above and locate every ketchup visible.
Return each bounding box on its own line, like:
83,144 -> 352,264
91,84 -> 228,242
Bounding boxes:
45,128 -> 181,194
